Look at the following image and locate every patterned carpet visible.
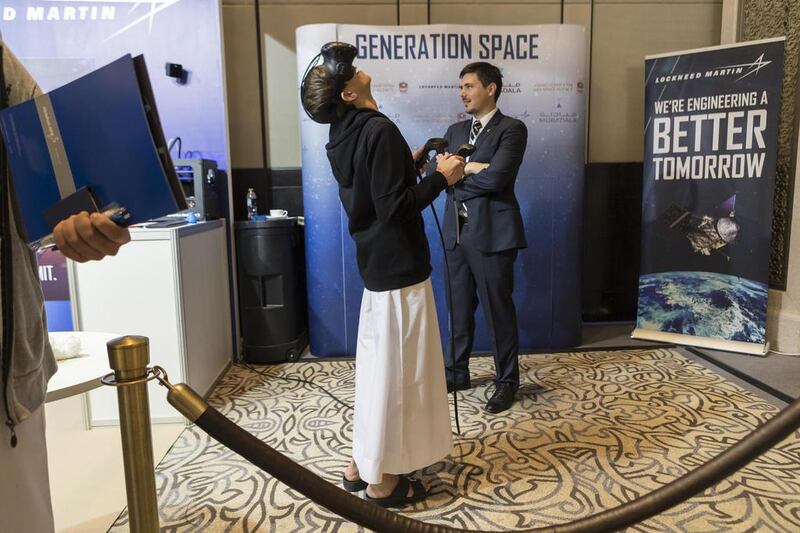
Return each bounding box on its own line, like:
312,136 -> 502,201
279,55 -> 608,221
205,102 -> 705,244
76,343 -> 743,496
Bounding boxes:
110,348 -> 800,532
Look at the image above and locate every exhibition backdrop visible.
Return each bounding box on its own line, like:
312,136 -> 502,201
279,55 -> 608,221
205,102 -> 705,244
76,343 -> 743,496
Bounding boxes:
1,0 -> 229,331
634,38 -> 785,355
297,24 -> 587,356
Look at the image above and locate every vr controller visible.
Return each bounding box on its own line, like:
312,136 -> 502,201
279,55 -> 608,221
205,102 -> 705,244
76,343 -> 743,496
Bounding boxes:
415,138 -> 448,170
456,143 -> 476,159
414,139 -> 476,171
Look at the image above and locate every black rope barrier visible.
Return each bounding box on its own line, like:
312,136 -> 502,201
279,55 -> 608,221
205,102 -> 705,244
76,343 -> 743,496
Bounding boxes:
185,391 -> 800,533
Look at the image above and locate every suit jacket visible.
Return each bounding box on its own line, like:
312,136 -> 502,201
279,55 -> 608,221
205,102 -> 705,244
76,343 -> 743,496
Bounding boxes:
439,110 -> 528,252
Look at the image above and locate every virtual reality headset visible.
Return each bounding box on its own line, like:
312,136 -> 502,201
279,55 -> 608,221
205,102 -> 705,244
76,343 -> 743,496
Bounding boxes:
300,42 -> 358,124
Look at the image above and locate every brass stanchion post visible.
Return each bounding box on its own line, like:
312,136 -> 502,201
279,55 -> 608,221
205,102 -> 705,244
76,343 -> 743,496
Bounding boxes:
106,336 -> 159,532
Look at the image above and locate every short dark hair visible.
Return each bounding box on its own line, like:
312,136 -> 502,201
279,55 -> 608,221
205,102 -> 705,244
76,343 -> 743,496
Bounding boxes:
459,62 -> 503,103
301,65 -> 353,123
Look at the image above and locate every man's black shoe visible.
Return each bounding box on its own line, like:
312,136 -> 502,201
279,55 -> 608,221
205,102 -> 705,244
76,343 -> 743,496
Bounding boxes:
484,383 -> 516,413
446,381 -> 471,393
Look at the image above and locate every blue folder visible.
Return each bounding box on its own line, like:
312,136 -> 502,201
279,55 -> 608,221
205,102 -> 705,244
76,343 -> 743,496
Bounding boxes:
0,54 -> 186,242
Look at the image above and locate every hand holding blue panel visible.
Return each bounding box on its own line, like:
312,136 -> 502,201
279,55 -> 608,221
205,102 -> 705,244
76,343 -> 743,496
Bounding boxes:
0,54 -> 186,243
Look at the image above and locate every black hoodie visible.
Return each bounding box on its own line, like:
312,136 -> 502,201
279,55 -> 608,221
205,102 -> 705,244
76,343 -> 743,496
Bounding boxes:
326,108 -> 448,291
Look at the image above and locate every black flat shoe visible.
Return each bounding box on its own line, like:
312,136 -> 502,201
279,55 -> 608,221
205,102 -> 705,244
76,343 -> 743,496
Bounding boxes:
485,383 -> 516,413
341,472 -> 368,492
366,476 -> 428,508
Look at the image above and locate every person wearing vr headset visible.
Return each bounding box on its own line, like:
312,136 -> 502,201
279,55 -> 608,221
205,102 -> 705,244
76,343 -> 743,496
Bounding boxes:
301,42 -> 464,507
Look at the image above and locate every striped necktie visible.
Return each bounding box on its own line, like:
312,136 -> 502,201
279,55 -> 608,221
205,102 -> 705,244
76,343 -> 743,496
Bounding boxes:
458,118 -> 483,220
469,119 -> 483,144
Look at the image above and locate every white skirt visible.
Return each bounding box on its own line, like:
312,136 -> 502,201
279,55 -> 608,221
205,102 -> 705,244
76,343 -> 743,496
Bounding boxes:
352,278 -> 453,485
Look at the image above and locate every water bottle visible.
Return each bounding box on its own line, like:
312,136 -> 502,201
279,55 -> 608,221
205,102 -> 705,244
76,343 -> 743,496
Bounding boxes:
246,188 -> 258,219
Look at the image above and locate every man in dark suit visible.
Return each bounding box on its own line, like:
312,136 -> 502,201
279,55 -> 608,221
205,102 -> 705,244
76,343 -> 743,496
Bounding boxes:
437,62 -> 527,413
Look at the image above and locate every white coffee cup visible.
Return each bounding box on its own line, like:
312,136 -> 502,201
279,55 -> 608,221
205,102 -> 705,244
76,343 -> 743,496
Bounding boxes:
269,209 -> 288,218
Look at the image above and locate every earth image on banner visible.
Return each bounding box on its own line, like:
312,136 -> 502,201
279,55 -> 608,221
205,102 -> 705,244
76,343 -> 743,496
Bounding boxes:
637,271 -> 767,344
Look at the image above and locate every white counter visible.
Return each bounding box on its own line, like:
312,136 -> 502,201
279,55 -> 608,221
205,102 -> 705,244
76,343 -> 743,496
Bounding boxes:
68,220 -> 232,425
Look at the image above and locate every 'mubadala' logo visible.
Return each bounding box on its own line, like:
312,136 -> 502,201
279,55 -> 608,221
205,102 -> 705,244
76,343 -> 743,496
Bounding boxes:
2,0 -> 183,41
538,111 -> 578,124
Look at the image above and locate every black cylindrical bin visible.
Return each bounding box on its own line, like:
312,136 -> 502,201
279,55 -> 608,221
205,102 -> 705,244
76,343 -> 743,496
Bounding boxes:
235,218 -> 308,363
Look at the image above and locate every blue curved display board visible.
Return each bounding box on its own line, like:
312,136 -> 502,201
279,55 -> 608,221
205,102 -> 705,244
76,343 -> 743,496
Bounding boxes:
297,24 -> 587,356
2,0 -> 230,333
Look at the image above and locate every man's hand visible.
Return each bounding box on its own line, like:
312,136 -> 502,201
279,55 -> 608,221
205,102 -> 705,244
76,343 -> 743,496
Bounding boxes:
436,153 -> 466,186
53,212 -> 131,263
465,162 -> 490,175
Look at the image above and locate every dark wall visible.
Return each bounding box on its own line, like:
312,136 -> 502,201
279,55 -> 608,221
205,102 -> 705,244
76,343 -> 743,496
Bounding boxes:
582,162 -> 643,322
271,168 -> 304,218
234,163 -> 646,323
231,168 -> 303,221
